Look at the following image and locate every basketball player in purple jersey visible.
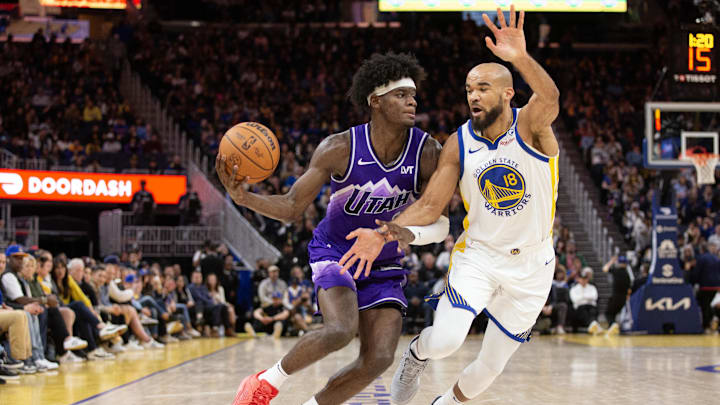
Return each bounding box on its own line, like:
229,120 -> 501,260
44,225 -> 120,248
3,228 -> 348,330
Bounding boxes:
216,52 -> 449,405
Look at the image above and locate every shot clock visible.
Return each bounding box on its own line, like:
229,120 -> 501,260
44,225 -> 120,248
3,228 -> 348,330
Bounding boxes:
671,26 -> 718,101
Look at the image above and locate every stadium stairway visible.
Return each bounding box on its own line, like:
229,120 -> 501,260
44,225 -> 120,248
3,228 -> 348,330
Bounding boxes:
556,131 -> 631,321
556,187 -> 611,319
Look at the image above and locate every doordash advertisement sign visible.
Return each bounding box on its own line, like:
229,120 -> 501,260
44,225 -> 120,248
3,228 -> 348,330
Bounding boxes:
0,169 -> 185,204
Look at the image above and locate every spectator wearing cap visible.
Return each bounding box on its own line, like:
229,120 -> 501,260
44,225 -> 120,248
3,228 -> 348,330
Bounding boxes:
257,265 -> 287,308
690,241 -> 720,331
602,255 -> 633,335
246,291 -> 289,339
570,267 -> 603,335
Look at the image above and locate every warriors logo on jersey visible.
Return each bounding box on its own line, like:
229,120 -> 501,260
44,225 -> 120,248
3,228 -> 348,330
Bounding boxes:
474,157 -> 532,216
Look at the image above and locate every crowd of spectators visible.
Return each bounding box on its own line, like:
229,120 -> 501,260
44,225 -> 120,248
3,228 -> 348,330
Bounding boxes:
0,32 -> 177,174
0,242 -> 262,383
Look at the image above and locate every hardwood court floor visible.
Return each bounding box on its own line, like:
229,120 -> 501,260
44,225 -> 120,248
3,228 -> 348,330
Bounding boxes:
3,334 -> 720,405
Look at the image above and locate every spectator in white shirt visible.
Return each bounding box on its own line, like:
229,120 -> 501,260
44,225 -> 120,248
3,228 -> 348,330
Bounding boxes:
257,265 -> 287,308
570,267 -> 603,335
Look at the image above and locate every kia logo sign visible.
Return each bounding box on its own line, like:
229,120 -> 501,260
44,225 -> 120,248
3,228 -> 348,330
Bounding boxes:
0,169 -> 186,204
0,173 -> 23,195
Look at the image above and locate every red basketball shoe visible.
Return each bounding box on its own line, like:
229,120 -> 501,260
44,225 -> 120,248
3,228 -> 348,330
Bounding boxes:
232,370 -> 279,405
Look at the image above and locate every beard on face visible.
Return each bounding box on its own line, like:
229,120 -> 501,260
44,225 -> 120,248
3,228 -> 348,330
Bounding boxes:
471,97 -> 503,131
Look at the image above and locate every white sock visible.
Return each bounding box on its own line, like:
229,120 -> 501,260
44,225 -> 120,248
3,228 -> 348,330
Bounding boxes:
302,397 -> 319,405
259,360 -> 289,389
436,387 -> 463,404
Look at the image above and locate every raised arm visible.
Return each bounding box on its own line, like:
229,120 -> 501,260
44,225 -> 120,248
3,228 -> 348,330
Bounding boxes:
215,131 -> 350,223
482,5 -> 559,156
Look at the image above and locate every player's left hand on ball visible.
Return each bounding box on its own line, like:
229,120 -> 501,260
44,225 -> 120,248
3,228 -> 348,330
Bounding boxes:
339,228 -> 386,279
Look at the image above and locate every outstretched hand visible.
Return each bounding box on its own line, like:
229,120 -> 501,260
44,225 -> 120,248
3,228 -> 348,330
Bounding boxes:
482,5 -> 527,63
339,219 -> 415,279
339,227 -> 387,280
215,154 -> 250,205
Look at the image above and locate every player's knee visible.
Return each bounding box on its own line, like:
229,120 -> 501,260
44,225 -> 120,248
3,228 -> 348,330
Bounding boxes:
426,330 -> 465,358
322,326 -> 355,351
364,351 -> 395,375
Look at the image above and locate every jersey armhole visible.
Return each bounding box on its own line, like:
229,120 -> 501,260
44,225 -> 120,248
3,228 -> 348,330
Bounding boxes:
457,126 -> 465,179
514,125 -> 552,163
413,131 -> 430,195
331,127 -> 356,183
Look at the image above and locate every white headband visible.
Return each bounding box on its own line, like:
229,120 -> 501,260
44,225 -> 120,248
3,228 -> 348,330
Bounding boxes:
366,77 -> 416,106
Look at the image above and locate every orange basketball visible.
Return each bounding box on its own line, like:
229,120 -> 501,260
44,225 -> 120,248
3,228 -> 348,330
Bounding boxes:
219,122 -> 280,184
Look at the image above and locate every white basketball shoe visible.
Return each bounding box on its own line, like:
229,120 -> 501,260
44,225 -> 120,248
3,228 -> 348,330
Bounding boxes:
391,336 -> 429,405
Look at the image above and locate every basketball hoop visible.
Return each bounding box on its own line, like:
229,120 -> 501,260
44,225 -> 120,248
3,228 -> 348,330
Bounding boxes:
682,147 -> 719,185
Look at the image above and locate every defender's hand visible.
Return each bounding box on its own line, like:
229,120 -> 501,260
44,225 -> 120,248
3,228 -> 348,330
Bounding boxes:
482,5 -> 526,63
375,219 -> 414,253
215,154 -> 250,205
339,228 -> 387,280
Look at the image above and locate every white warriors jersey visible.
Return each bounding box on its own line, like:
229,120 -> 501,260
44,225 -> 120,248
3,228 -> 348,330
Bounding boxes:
456,108 -> 559,253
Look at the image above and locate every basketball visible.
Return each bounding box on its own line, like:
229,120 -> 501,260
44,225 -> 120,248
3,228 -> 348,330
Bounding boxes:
219,122 -> 280,184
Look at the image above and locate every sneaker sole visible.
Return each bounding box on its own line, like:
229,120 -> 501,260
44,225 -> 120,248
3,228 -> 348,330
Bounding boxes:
2,363 -> 23,370
0,374 -> 20,380
65,342 -> 89,351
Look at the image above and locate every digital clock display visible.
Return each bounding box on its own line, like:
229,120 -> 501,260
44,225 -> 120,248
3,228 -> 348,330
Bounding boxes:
687,33 -> 715,73
670,26 -> 718,100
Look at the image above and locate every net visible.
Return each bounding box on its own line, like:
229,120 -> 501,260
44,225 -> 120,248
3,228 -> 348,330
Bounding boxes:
683,151 -> 719,185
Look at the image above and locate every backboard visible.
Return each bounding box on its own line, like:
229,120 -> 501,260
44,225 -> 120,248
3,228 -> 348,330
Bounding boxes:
644,102 -> 720,170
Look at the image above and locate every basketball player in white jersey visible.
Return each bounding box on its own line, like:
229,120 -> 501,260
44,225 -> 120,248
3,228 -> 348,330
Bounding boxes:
338,6 -> 560,404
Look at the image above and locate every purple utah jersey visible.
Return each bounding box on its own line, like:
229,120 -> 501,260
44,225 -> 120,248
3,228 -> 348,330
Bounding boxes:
308,123 -> 429,280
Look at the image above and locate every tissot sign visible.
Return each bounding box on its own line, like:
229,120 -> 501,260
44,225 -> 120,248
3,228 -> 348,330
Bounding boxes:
0,169 -> 185,204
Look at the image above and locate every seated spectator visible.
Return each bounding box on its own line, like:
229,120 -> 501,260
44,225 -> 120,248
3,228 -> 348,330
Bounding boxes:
24,255 -> 88,362
1,246 -> 60,371
570,267 -> 602,335
418,252 -> 440,283
205,273 -> 236,337
403,270 -> 431,334
163,277 -> 201,339
174,275 -> 197,325
283,275 -> 314,336
0,290 -> 33,378
54,258 -> 126,359
435,235 -> 455,272
188,271 -> 233,337
257,265 -> 287,308
246,292 -> 289,339
560,241 -> 586,282
90,266 -> 164,350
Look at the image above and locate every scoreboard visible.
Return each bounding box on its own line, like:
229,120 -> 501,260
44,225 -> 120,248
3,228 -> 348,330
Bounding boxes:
671,26 -> 718,101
